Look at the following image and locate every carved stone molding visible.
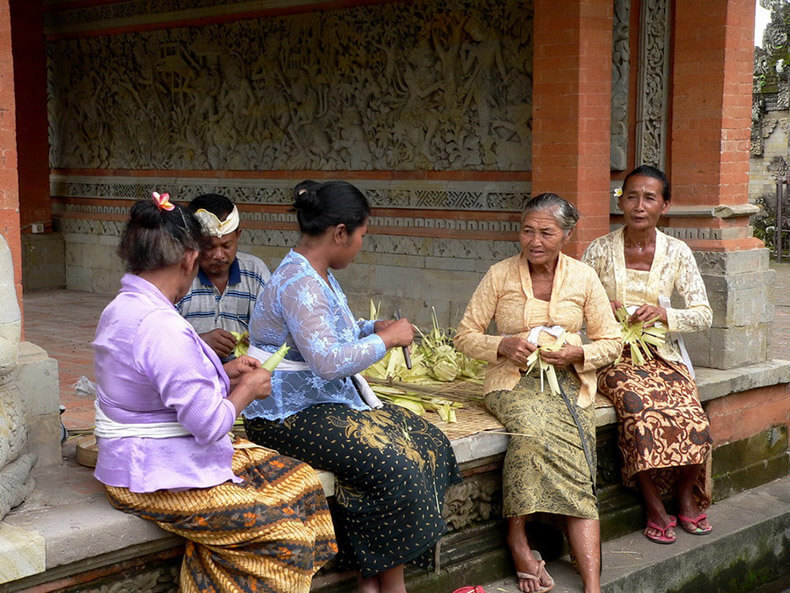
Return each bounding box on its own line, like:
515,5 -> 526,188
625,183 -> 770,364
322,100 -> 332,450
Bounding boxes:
635,0 -> 671,170
50,176 -> 530,212
610,0 -> 630,171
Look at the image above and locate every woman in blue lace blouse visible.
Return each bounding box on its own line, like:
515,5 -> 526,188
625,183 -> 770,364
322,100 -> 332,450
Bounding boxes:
243,180 -> 461,593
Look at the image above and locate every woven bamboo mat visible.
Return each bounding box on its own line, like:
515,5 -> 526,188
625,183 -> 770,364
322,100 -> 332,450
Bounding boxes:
364,377 -> 505,441
364,377 -> 615,440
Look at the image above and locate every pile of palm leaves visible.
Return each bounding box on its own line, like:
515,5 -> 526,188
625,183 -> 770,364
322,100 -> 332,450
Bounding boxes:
363,305 -> 485,422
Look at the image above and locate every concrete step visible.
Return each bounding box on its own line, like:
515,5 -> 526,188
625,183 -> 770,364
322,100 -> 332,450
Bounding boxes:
476,474 -> 790,593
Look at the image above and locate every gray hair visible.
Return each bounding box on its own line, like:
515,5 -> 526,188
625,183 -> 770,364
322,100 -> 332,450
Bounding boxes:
522,193 -> 579,234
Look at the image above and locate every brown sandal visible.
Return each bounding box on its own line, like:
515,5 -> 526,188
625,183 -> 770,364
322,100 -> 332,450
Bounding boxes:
515,557 -> 555,593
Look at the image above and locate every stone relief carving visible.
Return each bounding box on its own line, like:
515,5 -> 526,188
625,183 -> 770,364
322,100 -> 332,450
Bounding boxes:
752,4 -> 790,162
443,473 -> 502,531
0,235 -> 36,520
610,0 -> 630,171
635,0 -> 671,169
47,0 -> 533,172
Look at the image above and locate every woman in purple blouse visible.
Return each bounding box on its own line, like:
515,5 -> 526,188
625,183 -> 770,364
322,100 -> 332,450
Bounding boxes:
92,194 -> 336,593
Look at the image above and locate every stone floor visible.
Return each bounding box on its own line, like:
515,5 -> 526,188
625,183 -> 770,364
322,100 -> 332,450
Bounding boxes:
20,262 -> 790,431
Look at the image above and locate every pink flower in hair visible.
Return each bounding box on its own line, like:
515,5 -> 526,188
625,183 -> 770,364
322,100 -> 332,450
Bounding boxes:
152,191 -> 175,211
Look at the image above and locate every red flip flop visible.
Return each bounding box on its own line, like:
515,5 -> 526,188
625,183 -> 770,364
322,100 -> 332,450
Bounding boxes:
644,516 -> 677,544
678,513 -> 713,535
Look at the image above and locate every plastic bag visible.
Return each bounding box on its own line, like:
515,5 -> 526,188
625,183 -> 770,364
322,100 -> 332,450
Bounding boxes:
72,376 -> 97,398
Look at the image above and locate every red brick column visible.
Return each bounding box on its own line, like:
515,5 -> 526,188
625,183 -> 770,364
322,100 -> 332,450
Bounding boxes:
11,0 -> 49,233
669,0 -> 759,252
531,0 -> 613,257
0,0 -> 21,304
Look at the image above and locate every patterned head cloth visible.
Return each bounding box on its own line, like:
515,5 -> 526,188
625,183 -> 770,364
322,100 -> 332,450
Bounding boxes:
193,205 -> 240,237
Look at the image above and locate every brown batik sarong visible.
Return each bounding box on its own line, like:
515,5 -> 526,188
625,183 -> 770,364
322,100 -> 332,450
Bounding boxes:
105,439 -> 337,593
597,347 -> 713,509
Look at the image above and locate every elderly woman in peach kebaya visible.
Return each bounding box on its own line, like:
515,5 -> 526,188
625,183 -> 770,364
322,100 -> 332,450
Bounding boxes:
455,193 -> 622,593
582,165 -> 714,546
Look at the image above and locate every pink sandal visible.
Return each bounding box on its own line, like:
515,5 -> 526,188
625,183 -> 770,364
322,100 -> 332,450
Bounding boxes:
643,516 -> 677,544
678,512 -> 713,535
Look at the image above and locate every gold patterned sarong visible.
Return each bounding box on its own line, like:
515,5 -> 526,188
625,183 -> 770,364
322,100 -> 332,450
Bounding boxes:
105,440 -> 337,593
485,368 -> 598,520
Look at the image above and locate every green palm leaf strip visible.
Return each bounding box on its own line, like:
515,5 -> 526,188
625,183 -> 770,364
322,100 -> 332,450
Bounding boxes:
614,306 -> 667,366
524,331 -> 567,395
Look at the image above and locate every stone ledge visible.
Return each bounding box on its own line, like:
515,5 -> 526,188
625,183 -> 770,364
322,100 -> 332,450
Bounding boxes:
2,359 -> 788,589
695,359 -> 790,402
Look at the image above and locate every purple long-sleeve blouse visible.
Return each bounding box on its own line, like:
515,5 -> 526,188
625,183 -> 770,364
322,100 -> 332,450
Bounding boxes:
93,274 -> 239,492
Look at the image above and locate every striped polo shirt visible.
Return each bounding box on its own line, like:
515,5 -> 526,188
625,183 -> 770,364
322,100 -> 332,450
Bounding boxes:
177,251 -> 271,342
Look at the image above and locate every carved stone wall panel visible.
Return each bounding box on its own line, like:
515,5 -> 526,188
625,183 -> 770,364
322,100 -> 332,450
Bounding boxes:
47,0 -> 534,172
635,0 -> 670,170
610,0 -> 630,171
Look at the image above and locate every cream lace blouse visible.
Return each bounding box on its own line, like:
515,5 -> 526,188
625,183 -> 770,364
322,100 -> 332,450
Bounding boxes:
581,227 -> 713,363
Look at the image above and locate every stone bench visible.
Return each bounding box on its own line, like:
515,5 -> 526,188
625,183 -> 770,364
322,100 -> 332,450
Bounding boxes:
1,359 -> 788,592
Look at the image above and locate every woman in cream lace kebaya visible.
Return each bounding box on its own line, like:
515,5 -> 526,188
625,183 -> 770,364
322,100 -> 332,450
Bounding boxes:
455,193 -> 622,593
582,165 -> 714,545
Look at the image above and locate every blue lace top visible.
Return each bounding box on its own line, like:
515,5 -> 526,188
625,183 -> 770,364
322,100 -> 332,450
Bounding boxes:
243,250 -> 386,421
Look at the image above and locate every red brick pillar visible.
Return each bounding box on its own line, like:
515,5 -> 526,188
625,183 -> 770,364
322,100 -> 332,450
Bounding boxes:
0,0 -> 22,305
11,0 -> 49,234
531,0 -> 613,257
670,0 -> 771,369
669,0 -> 759,252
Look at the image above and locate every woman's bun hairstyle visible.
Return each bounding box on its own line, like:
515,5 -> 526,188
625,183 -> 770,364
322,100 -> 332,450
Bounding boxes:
292,180 -> 370,236
118,199 -> 208,274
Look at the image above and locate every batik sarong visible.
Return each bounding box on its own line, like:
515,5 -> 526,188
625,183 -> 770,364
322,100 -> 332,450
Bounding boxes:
597,346 -> 713,508
485,368 -> 598,520
244,402 -> 462,577
105,439 -> 337,593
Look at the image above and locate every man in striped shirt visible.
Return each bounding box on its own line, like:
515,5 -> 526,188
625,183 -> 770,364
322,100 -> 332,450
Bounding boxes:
177,194 -> 271,361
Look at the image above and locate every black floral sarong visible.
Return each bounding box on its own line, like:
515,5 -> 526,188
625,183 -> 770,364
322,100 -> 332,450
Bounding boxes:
244,403 -> 461,577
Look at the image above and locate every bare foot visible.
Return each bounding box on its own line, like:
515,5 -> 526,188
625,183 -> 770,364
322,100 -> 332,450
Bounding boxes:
511,545 -> 554,592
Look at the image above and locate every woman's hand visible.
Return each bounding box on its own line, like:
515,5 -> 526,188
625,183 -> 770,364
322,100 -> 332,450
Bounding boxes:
223,355 -> 261,388
373,319 -> 396,332
227,367 -> 272,415
497,336 -> 537,366
610,299 -> 623,316
539,344 -> 585,368
237,367 -> 271,400
628,304 -> 667,327
376,317 -> 414,348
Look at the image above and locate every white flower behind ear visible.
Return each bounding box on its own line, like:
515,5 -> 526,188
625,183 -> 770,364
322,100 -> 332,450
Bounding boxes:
613,188 -> 623,198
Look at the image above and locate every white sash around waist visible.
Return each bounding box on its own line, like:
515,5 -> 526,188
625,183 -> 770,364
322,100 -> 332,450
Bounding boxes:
94,399 -> 191,439
657,296 -> 695,378
247,344 -> 382,409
